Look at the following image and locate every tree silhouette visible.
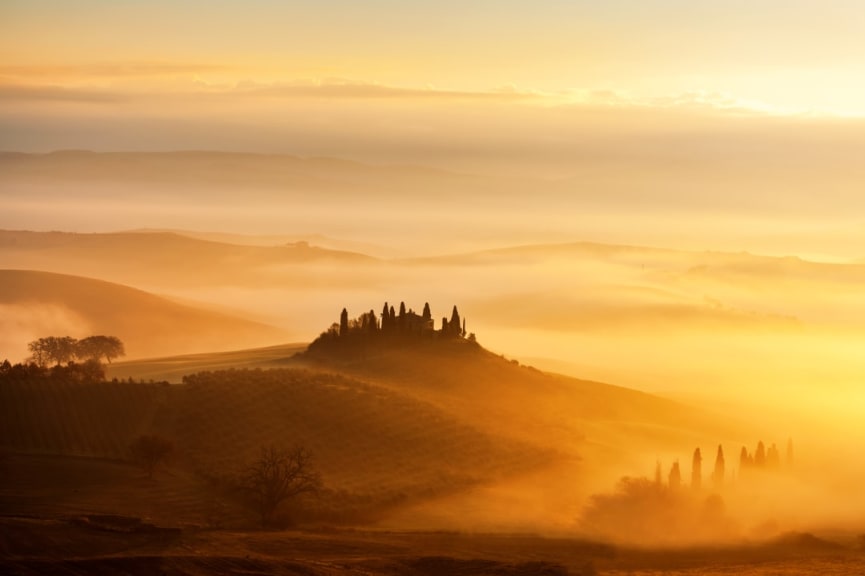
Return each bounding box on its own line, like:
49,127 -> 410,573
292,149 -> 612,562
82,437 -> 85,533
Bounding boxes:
449,306 -> 462,337
669,461 -> 681,489
739,446 -> 752,471
691,448 -> 702,490
381,302 -> 391,331
712,445 -> 725,490
309,301 -> 479,354
754,441 -> 766,467
76,335 -> 125,364
27,336 -> 78,367
339,308 -> 349,337
398,302 -> 407,332
242,444 -> 322,528
129,434 -> 174,479
766,443 -> 780,468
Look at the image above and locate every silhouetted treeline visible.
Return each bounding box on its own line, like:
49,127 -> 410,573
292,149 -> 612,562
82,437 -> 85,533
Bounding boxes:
27,335 -> 125,367
651,438 -> 795,495
0,359 -> 105,386
739,439 -> 792,473
583,438 -> 795,543
308,301 -> 476,356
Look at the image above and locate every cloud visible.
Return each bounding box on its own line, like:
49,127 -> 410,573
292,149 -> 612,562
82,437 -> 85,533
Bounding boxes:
0,61 -> 820,115
570,89 -> 814,117
0,62 -> 231,79
0,84 -> 126,103
236,79 -> 544,102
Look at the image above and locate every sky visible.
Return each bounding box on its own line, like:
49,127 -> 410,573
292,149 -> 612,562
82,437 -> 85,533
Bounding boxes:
3,0 -> 865,259
2,1 -> 865,115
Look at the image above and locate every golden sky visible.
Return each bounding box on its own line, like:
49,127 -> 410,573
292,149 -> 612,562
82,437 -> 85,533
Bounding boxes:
2,0 -> 864,115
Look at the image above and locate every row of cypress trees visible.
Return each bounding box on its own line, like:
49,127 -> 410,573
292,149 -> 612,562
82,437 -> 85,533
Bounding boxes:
660,439 -> 794,491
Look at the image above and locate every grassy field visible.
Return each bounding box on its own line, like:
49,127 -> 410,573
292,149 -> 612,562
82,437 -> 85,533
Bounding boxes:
2,358 -> 552,525
107,342 -> 307,382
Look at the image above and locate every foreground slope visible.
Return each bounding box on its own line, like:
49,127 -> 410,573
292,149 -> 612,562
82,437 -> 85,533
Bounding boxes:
0,270 -> 288,359
0,365 -> 549,526
110,336 -> 752,531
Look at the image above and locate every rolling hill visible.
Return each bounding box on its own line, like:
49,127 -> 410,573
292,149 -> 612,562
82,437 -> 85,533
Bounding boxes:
115,338 -> 754,518
0,270 -> 288,360
0,365 -> 550,526
0,229 -> 376,289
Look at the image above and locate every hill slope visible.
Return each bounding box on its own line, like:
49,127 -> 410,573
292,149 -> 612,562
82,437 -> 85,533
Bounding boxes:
0,270 -> 288,360
0,367 -> 549,525
0,229 -> 375,288
1,336 -> 762,531
294,340 -> 748,460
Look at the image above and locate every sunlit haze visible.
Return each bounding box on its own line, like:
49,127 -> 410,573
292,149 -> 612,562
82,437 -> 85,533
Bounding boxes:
2,2 -> 865,572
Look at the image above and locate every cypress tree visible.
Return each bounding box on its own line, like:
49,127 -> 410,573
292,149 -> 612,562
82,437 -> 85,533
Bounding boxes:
754,441 -> 766,467
712,445 -> 725,490
739,446 -> 751,470
339,308 -> 349,337
669,461 -> 681,490
450,306 -> 461,337
691,447 -> 702,490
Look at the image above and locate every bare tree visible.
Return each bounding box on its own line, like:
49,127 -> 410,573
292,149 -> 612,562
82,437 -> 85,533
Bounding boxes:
243,445 -> 322,528
129,434 -> 174,479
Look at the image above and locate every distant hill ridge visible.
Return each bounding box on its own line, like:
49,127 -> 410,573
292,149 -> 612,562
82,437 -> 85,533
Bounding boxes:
0,269 -> 287,360
0,230 -> 376,289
